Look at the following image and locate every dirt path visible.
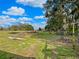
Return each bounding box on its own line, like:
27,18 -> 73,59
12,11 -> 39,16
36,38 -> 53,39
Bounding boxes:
18,41 -> 42,57
25,43 -> 38,57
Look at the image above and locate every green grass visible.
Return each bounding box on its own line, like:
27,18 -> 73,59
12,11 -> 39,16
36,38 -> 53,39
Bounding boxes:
0,31 -> 78,59
0,31 -> 45,59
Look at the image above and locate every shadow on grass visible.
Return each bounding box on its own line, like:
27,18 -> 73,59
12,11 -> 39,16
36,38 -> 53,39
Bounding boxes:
0,50 -> 36,59
31,32 -> 61,42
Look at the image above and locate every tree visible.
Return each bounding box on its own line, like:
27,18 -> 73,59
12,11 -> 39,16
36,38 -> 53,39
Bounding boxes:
7,24 -> 34,31
44,0 -> 65,32
45,16 -> 63,32
38,27 -> 42,31
0,27 -> 4,30
44,0 -> 79,54
9,25 -> 18,31
17,24 -> 34,31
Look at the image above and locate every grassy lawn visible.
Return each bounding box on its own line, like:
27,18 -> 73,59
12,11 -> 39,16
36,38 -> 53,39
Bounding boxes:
0,31 -> 78,59
0,31 -> 45,59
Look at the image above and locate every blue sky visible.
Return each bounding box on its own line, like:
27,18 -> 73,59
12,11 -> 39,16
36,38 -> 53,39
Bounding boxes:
0,0 -> 47,30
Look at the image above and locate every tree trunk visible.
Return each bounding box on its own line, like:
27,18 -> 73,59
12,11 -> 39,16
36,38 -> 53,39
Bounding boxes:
72,23 -> 76,50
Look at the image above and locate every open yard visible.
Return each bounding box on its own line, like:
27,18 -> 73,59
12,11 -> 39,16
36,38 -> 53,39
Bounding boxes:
0,31 -> 78,59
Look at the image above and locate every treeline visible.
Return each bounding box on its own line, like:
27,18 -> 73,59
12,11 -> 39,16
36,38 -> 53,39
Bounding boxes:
0,24 -> 34,31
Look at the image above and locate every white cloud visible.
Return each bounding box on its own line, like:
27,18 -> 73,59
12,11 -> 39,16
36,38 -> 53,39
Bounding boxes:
34,15 -> 45,19
0,16 -> 16,24
41,21 -> 46,24
0,15 -> 33,25
16,0 -> 46,8
0,15 -> 45,30
18,17 -> 32,21
18,17 -> 33,24
2,6 -> 25,16
20,21 -> 31,24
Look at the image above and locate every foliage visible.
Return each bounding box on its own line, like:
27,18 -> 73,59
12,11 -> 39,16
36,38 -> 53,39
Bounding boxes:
0,24 -> 34,31
44,0 -> 79,58
44,0 -> 79,34
38,27 -> 42,31
0,27 -> 4,30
